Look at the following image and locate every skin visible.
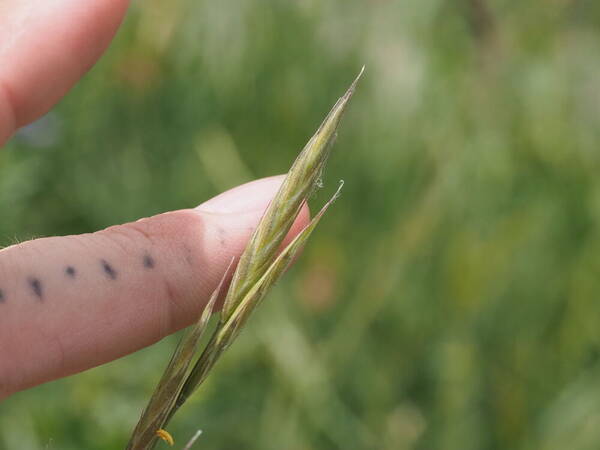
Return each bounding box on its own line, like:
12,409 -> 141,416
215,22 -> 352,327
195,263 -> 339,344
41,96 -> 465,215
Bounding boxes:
0,0 -> 309,400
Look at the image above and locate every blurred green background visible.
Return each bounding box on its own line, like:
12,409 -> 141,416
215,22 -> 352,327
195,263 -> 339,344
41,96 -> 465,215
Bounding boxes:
3,0 -> 600,448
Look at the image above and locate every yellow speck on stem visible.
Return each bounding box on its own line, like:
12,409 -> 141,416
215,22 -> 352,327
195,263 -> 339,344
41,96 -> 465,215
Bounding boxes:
155,429 -> 174,446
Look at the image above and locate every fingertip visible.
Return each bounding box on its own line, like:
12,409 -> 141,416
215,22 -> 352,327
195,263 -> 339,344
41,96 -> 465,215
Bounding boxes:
0,0 -> 131,133
196,175 -> 288,214
0,175 -> 312,395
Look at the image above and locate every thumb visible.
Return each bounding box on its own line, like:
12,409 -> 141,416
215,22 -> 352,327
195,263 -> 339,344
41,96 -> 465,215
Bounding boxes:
0,175 -> 309,399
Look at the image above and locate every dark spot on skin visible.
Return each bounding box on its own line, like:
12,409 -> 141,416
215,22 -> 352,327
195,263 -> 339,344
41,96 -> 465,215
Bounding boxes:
101,260 -> 117,280
0,289 -> 4,303
182,244 -> 194,266
217,228 -> 227,246
143,253 -> 155,269
28,277 -> 43,300
65,266 -> 77,278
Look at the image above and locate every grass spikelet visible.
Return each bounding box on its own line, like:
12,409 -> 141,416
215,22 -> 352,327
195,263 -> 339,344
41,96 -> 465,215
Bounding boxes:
222,66 -> 364,321
173,181 -> 345,411
126,68 -> 363,450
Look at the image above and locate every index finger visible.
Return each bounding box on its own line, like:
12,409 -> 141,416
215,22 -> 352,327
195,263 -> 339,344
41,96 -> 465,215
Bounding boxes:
0,0 -> 130,145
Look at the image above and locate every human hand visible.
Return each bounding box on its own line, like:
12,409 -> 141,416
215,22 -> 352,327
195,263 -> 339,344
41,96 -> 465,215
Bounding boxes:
0,0 -> 308,399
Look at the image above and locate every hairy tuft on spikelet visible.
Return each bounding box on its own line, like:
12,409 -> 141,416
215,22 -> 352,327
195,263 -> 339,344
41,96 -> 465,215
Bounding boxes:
126,67 -> 363,450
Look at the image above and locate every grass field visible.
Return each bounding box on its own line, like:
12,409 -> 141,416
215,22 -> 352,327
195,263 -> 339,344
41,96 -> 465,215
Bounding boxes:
3,1 -> 600,449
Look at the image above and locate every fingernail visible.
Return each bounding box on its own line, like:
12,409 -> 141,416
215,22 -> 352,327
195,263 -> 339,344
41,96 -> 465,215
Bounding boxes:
196,175 -> 285,214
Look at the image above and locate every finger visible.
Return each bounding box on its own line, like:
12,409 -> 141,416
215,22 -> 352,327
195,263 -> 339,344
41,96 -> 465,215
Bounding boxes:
0,0 -> 130,145
0,175 -> 310,399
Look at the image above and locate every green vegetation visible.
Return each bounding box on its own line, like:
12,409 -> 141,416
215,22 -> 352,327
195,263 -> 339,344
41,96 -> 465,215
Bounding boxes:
3,1 -> 600,449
